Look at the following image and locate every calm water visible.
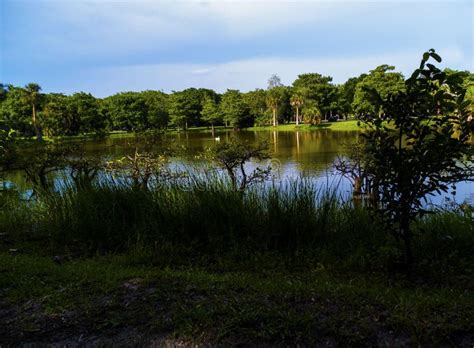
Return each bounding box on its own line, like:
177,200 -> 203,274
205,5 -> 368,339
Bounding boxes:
4,129 -> 473,206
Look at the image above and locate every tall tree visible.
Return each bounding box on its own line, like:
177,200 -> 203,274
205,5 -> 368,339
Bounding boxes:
352,65 -> 405,116
242,89 -> 267,126
168,88 -> 203,130
23,83 -> 43,140
200,97 -> 221,133
220,90 -> 249,129
0,86 -> 31,134
266,88 -> 282,127
268,74 -> 283,89
338,74 -> 367,119
103,92 -> 148,131
141,90 -> 169,129
290,87 -> 307,125
292,73 -> 336,120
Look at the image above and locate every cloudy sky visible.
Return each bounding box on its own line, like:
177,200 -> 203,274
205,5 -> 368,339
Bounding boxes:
1,0 -> 472,97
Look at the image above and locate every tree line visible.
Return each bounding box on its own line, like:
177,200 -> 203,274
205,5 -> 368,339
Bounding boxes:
0,65 -> 472,137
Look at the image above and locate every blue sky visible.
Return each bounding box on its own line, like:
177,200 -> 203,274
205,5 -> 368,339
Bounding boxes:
1,0 -> 472,97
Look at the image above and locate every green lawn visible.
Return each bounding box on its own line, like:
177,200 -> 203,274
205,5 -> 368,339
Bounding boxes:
245,120 -> 360,132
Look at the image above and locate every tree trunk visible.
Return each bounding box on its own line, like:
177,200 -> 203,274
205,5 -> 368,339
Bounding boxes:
296,107 -> 299,126
32,104 -> 42,140
272,108 -> 277,127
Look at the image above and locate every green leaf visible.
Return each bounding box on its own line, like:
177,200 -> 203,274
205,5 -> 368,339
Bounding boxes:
422,52 -> 430,63
430,52 -> 442,63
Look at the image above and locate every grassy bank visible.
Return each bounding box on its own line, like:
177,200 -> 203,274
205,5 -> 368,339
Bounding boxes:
246,120 -> 360,132
31,121 -> 360,142
1,179 -> 473,345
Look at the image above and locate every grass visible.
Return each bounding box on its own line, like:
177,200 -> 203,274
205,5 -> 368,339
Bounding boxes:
1,178 -> 473,345
245,120 -> 360,132
1,253 -> 473,345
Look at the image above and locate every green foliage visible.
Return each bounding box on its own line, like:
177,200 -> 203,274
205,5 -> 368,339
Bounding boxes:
242,89 -> 267,125
168,89 -> 200,130
338,74 -> 367,117
103,92 -> 150,131
42,92 -> 104,136
352,65 -> 405,116
292,73 -> 337,119
0,86 -> 33,135
266,86 -> 289,126
302,99 -> 322,125
140,90 -> 169,129
220,89 -> 250,129
200,97 -> 222,130
358,49 -> 473,264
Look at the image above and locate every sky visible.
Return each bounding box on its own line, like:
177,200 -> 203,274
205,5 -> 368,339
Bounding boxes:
0,0 -> 473,97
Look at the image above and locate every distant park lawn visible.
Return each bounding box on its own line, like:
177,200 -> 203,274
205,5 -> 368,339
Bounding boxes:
36,120 -> 361,141
246,120 -> 360,132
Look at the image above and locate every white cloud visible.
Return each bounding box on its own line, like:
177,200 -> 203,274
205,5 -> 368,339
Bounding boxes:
64,47 -> 469,97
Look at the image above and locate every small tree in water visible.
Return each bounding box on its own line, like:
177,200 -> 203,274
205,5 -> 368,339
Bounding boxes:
358,49 -> 473,266
207,138 -> 272,191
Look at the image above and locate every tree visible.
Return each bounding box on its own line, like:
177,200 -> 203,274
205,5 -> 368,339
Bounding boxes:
268,74 -> 283,89
220,90 -> 250,129
206,138 -> 272,191
168,89 -> 203,130
352,65 -> 405,116
0,86 -> 31,134
16,141 -> 72,195
357,49 -> 473,266
70,92 -> 103,134
302,100 -> 322,125
104,92 -> 149,131
292,73 -> 336,120
338,74 -> 367,119
200,97 -> 221,134
290,88 -> 307,125
243,89 -> 267,126
266,86 -> 289,127
41,93 -> 70,136
22,83 -> 43,140
141,90 -> 169,129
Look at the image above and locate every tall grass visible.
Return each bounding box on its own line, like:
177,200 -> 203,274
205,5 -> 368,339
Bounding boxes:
1,176 -> 472,271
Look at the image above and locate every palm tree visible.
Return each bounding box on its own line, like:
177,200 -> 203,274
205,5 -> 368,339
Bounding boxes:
23,83 -> 42,140
266,88 -> 282,127
290,90 -> 305,126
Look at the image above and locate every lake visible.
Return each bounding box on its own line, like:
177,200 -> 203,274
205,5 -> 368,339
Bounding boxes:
3,129 -> 473,206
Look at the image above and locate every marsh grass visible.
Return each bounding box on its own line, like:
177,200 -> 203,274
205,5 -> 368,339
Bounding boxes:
2,176 -> 472,274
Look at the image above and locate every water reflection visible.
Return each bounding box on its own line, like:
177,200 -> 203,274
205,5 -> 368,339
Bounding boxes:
3,129 -> 472,205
